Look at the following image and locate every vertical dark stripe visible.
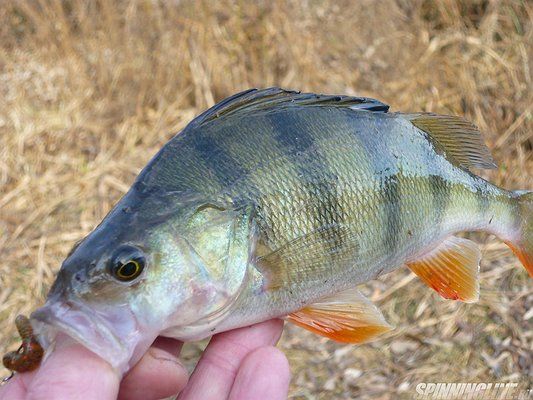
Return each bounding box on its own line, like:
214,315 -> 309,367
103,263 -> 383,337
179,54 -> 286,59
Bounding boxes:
383,175 -> 401,253
349,113 -> 403,253
268,109 -> 347,254
268,110 -> 317,156
188,128 -> 248,188
476,183 -> 490,217
310,181 -> 346,252
429,174 -> 447,227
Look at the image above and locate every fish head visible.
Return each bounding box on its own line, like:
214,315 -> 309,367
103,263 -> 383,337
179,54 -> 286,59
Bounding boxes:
31,189 -> 252,375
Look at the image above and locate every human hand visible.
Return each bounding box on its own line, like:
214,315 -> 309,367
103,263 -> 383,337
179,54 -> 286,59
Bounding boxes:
0,319 -> 290,400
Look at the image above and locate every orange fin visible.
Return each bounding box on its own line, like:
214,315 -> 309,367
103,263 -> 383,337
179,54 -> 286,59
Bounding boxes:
504,241 -> 533,278
407,236 -> 480,303
286,289 -> 392,344
505,191 -> 533,278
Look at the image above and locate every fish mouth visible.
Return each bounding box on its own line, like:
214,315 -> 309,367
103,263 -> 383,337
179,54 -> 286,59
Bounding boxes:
30,301 -> 153,375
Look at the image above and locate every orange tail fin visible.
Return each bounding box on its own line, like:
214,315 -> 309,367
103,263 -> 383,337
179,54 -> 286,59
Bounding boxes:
506,191 -> 533,278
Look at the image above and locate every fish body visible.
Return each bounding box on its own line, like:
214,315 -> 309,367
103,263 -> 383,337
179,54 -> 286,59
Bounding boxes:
29,88 -> 533,375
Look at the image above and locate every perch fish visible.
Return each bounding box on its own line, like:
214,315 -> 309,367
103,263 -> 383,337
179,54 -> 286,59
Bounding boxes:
21,88 -> 533,375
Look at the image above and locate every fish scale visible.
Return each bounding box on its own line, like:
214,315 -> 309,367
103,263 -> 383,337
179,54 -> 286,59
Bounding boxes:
19,88 -> 532,376
218,110 -> 432,272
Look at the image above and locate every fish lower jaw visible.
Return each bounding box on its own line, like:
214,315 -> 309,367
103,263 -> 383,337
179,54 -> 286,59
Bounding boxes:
30,302 -> 154,376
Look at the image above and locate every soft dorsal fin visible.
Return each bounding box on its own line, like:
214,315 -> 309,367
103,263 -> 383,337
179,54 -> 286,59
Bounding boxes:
399,112 -> 496,171
407,236 -> 480,303
286,288 -> 393,344
193,88 -> 389,127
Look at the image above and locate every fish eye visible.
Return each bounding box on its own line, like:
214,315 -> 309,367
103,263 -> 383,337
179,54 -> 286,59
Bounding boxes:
109,245 -> 145,282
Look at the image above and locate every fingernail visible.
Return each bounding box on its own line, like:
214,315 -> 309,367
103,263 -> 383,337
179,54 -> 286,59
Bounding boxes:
148,347 -> 184,368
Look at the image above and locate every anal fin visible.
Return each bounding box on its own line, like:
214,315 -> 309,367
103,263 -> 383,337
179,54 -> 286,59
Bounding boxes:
286,288 -> 392,344
407,236 -> 480,303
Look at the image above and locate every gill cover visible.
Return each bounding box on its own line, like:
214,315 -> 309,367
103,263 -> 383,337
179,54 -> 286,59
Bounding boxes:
30,192 -> 255,375
156,203 -> 255,340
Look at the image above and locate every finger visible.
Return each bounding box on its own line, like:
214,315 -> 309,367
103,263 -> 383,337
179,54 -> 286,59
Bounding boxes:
21,341 -> 120,400
0,369 -> 37,400
151,336 -> 183,358
118,337 -> 188,400
177,319 -> 284,400
228,346 -> 290,400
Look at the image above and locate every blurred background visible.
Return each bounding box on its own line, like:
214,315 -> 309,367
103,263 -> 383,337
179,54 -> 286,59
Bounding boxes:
0,1 -> 532,398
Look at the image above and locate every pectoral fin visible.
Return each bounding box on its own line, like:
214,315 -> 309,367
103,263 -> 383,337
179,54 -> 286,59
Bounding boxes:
286,288 -> 392,343
256,223 -> 358,289
407,236 -> 480,303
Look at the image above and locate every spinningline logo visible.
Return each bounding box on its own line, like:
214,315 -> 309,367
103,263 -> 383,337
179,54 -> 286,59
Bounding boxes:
414,382 -> 533,399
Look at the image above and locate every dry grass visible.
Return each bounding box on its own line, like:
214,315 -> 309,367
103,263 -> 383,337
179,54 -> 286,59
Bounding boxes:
1,0 -> 532,398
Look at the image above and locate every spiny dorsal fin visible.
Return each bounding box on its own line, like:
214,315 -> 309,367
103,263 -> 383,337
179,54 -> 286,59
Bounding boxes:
399,112 -> 496,171
286,288 -> 392,344
407,236 -> 480,303
193,88 -> 389,127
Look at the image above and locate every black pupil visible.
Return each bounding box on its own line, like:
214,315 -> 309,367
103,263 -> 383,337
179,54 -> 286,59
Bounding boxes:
110,246 -> 145,281
120,261 -> 137,277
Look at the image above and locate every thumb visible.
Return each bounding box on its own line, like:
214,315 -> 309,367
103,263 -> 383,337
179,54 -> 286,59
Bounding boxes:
26,341 -> 119,400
